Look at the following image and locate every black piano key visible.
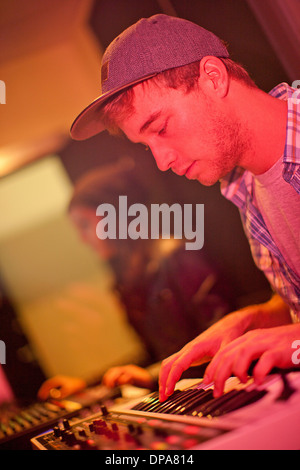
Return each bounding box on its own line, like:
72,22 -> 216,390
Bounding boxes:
132,390 -> 181,412
132,387 -> 209,414
132,384 -> 268,420
152,389 -> 202,414
196,389 -> 242,417
145,390 -> 189,413
211,389 -> 267,417
132,392 -> 160,411
168,389 -> 214,415
174,389 -> 215,416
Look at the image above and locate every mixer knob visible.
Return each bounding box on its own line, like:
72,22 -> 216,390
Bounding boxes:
64,431 -> 77,446
101,405 -> 109,416
88,422 -> 94,432
63,419 -> 71,430
136,425 -> 143,435
60,429 -> 70,442
93,419 -> 107,435
127,423 -> 135,434
53,426 -> 61,437
78,428 -> 87,438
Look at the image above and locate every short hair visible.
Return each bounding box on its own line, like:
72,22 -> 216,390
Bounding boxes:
99,58 -> 256,135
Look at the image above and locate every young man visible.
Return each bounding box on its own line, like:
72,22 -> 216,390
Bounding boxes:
70,14 -> 300,401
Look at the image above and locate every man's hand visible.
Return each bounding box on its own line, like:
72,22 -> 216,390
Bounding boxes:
38,375 -> 87,400
158,296 -> 292,401
203,323 -> 300,397
102,364 -> 156,389
159,307 -> 254,401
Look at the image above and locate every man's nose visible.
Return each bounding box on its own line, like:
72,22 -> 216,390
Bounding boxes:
151,147 -> 175,172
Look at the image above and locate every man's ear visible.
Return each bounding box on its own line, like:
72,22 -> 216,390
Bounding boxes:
198,56 -> 229,98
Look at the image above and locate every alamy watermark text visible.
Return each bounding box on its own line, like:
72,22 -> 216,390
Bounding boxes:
96,196 -> 204,250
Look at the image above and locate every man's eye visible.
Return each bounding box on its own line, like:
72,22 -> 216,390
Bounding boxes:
158,125 -> 167,136
157,119 -> 169,136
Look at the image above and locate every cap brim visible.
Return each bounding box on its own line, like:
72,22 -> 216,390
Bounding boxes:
70,73 -> 157,141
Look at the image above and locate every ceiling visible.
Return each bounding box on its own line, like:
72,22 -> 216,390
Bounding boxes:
0,0 -> 299,179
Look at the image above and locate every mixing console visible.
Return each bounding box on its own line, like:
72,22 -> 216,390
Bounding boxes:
0,384 -> 121,450
31,372 -> 300,450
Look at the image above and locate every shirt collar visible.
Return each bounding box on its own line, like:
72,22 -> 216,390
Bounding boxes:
271,83 -> 300,165
221,82 -> 300,199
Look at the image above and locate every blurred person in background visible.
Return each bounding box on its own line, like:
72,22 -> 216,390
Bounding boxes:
38,159 -> 233,399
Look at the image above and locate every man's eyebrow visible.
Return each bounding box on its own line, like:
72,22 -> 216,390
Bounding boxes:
139,111 -> 162,134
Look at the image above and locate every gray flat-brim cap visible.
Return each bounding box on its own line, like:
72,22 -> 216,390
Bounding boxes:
70,14 -> 229,141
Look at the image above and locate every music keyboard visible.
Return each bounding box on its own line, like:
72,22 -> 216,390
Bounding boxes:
31,372 -> 300,450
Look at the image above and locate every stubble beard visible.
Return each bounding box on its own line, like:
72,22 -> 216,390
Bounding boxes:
205,110 -> 252,185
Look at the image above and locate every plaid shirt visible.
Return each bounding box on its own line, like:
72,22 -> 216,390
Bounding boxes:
221,83 -> 300,321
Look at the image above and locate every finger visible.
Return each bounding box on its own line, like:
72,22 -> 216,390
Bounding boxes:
211,341 -> 275,396
159,342 -> 213,401
211,354 -> 236,397
203,354 -> 221,385
231,348 -> 259,384
52,386 -> 67,399
103,368 -> 124,388
159,355 -> 178,402
252,350 -> 281,385
203,339 -> 238,385
38,386 -> 51,400
162,348 -> 200,399
116,373 -> 130,385
165,360 -> 190,397
205,341 -> 254,396
38,379 -> 61,400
